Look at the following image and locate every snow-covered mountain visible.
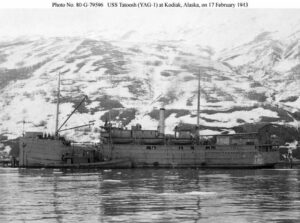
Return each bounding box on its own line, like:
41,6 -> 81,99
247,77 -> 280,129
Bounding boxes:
0,27 -> 300,141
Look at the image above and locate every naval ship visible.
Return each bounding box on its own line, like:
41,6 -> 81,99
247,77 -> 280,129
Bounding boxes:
100,108 -> 279,168
19,72 -> 279,168
100,76 -> 279,168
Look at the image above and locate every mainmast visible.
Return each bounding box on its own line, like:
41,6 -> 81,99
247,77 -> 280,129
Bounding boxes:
55,72 -> 61,136
197,71 -> 200,127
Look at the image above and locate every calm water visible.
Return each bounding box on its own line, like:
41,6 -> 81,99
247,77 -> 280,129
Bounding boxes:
0,168 -> 299,223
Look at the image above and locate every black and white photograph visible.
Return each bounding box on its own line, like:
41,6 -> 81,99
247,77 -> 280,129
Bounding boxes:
0,0 -> 300,222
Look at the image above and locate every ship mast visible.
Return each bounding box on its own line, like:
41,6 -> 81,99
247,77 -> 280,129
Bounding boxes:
55,72 -> 61,136
197,71 -> 200,128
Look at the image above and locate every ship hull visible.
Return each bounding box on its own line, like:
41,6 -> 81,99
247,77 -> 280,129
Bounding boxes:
19,137 -> 131,168
19,138 -> 279,168
102,144 -> 206,168
101,144 -> 279,168
19,137 -> 69,167
20,159 -> 132,169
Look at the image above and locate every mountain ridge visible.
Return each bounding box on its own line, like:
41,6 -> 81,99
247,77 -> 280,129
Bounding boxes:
0,31 -> 299,142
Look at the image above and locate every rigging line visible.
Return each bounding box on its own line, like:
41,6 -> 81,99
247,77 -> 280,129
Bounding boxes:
59,122 -> 95,132
57,95 -> 88,133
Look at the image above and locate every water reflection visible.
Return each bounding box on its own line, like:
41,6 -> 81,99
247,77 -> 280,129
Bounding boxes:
0,168 -> 299,222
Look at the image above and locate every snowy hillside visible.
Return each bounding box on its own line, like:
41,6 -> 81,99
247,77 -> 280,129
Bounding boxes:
0,28 -> 300,141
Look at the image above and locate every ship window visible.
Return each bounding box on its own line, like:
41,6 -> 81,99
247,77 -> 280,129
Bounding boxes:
191,146 -> 194,150
205,146 -> 210,150
151,146 -> 157,150
146,146 -> 151,150
246,141 -> 254,145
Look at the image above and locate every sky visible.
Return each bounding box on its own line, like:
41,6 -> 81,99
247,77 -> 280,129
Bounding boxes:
1,8 -> 300,52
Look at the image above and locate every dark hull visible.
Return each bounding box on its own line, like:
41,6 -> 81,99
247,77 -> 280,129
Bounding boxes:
20,159 -> 132,169
200,163 -> 277,169
102,144 -> 279,168
130,163 -> 276,168
18,137 -> 133,169
129,162 -> 277,169
18,137 -> 279,169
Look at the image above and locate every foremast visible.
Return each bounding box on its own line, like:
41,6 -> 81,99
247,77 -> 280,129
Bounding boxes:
55,72 -> 61,136
54,72 -> 92,136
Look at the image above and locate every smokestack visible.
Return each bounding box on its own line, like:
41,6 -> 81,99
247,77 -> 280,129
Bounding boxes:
158,108 -> 165,134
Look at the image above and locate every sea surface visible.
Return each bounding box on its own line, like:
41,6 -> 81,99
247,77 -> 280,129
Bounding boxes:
0,168 -> 299,223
